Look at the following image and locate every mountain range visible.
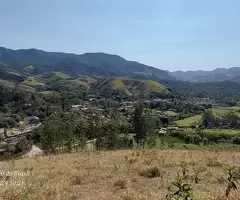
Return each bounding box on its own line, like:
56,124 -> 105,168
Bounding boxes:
0,46 -> 239,84
168,67 -> 240,82
0,47 -> 173,81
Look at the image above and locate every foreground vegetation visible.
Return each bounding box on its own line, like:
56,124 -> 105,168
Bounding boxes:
0,149 -> 240,200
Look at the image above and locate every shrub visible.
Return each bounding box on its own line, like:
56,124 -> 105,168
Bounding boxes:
206,156 -> 222,167
113,179 -> 127,189
184,134 -> 201,145
122,195 -> 136,200
226,167 -> 239,198
71,175 -> 83,185
184,135 -> 192,144
138,166 -> 163,178
232,136 -> 240,145
203,137 -> 209,145
166,169 -> 193,200
147,136 -> 157,148
191,134 -> 201,145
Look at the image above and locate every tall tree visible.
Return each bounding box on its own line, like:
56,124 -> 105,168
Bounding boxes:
133,103 -> 147,148
201,110 -> 215,128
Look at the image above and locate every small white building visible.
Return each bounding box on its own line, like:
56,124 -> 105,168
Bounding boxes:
85,139 -> 97,152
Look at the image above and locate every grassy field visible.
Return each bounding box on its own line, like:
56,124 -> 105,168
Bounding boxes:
53,72 -> 71,79
160,135 -> 184,144
173,106 -> 240,127
211,106 -> 240,116
39,91 -> 58,95
144,80 -> 167,93
230,106 -> 240,111
174,115 -> 202,127
0,79 -> 35,92
203,129 -> 240,135
163,111 -> 178,117
99,77 -> 168,96
1,149 -> 240,200
22,77 -> 45,86
72,76 -> 97,88
0,78 -> 15,87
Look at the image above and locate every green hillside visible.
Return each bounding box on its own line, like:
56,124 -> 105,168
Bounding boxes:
174,115 -> 202,127
71,76 -> 97,88
141,80 -> 167,93
0,78 -> 35,92
98,77 -> 169,96
22,77 -> 45,86
53,72 -> 71,79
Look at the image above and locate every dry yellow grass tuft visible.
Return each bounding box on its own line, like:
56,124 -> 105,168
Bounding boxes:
0,149 -> 240,200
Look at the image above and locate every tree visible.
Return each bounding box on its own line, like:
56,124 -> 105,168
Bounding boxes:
201,110 -> 215,128
232,136 -> 240,145
226,112 -> 239,128
133,103 -> 146,148
73,121 -> 87,150
133,103 -> 156,148
97,121 -> 121,150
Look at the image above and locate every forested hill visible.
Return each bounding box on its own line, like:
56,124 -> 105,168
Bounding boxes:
0,47 -> 174,81
169,67 -> 240,82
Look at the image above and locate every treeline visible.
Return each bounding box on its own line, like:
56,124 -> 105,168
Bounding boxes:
201,110 -> 240,129
164,80 -> 240,103
34,113 -> 134,152
32,102 -> 168,152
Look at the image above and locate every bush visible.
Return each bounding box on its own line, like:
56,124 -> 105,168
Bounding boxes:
184,134 -> 201,145
192,134 -> 202,145
147,136 -> 157,148
232,136 -> 240,145
15,139 -> 31,154
113,179 -> 127,189
138,166 -> 163,178
206,156 -> 222,167
71,175 -> 83,185
184,135 -> 192,144
203,137 -> 209,145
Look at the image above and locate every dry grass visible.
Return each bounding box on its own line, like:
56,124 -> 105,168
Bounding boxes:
0,149 -> 240,200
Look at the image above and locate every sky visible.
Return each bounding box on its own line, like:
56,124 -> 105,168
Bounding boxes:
0,0 -> 240,71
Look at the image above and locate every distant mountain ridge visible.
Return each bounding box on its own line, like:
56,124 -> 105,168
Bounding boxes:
0,46 -> 174,81
168,67 -> 240,82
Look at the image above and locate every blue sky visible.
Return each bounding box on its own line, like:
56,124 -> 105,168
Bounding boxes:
0,0 -> 240,71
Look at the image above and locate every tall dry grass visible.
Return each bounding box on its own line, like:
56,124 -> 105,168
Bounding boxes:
0,149 -> 240,200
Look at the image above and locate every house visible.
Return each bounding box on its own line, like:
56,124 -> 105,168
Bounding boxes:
121,101 -> 134,106
85,139 -> 97,151
71,105 -> 82,111
0,129 -> 4,135
0,129 -> 6,142
167,127 -> 179,130
159,128 -> 167,134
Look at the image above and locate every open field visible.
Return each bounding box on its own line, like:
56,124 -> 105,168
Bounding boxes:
0,79 -> 35,92
163,111 -> 178,116
173,106 -> 240,127
203,129 -> 240,135
53,72 -> 71,79
22,77 -> 45,87
174,115 -> 202,127
0,149 -> 240,200
211,106 -> 240,116
0,79 -> 15,87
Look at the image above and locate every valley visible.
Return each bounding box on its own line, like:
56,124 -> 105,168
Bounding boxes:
0,46 -> 240,200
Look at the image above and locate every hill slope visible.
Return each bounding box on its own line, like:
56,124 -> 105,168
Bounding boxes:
0,149 -> 238,200
98,77 -> 169,96
169,67 -> 240,82
0,47 -> 174,81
